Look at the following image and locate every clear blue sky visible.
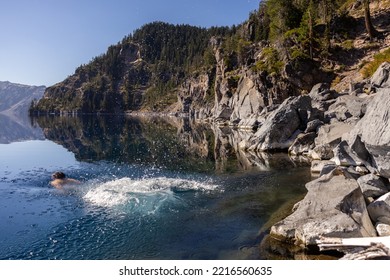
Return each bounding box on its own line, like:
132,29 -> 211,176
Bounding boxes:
0,0 -> 260,86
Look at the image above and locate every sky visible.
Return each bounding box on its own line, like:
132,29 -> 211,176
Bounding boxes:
0,0 -> 260,87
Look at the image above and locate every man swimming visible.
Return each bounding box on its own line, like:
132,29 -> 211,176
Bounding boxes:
50,171 -> 81,189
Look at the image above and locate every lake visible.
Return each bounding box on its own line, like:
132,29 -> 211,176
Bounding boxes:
0,114 -> 311,260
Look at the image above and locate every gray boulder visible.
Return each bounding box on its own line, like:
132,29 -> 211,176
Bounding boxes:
325,95 -> 372,121
247,95 -> 311,151
310,160 -> 336,174
288,132 -> 316,156
270,170 -> 377,246
357,174 -> 390,199
309,83 -> 338,112
309,83 -> 339,102
371,62 -> 390,88
367,192 -> 390,224
310,144 -> 334,160
311,122 -> 355,160
347,88 -> 390,178
315,122 -> 355,147
304,119 -> 323,133
366,146 -> 390,179
350,88 -> 390,146
332,140 -> 363,167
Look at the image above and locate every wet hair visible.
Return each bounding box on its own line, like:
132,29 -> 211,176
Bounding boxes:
52,171 -> 66,179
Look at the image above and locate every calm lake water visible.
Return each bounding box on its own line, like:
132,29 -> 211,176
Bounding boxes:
0,114 -> 311,260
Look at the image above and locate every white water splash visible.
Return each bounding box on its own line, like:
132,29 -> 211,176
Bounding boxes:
83,177 -> 219,208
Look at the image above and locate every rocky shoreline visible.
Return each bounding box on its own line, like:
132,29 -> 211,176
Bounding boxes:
113,63 -> 390,259
242,62 -> 390,259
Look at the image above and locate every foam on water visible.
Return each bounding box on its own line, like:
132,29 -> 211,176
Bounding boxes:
83,177 -> 220,208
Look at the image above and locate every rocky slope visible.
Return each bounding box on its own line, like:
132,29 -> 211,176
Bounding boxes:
0,81 -> 45,143
268,62 -> 390,258
0,81 -> 45,116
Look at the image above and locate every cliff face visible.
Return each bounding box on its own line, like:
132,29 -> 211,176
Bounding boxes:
177,39 -> 333,127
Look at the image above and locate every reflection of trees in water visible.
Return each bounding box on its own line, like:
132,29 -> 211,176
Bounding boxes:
32,115 -> 215,172
32,115 -> 308,173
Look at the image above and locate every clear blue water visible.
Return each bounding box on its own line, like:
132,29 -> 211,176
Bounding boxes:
0,115 -> 311,260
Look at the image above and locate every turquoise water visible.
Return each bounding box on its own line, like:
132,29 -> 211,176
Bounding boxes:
0,115 -> 310,259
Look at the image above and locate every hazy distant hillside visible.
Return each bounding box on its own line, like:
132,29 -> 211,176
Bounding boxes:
0,81 -> 45,116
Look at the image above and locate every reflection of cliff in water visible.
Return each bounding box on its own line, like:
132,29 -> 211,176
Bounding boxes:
32,115 -> 307,173
0,113 -> 44,144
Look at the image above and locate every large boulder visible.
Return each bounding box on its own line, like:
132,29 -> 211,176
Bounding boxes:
309,83 -> 338,112
311,122 -> 355,160
244,95 -> 311,151
270,170 -> 377,246
370,62 -> 390,89
309,83 -> 339,102
288,132 -> 316,156
347,88 -> 390,178
332,140 -> 363,167
357,174 -> 390,199
325,95 -> 372,122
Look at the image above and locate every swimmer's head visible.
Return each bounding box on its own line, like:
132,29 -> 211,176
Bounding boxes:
52,171 -> 66,179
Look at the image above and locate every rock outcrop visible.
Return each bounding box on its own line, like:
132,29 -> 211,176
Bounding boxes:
176,73 -> 214,119
245,95 -> 311,151
267,63 -> 390,253
271,169 -> 376,246
346,88 -> 390,178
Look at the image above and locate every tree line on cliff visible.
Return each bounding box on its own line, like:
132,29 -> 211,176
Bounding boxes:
30,0 -> 382,114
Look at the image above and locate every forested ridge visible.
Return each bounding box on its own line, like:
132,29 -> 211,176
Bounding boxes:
31,0 -> 390,114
